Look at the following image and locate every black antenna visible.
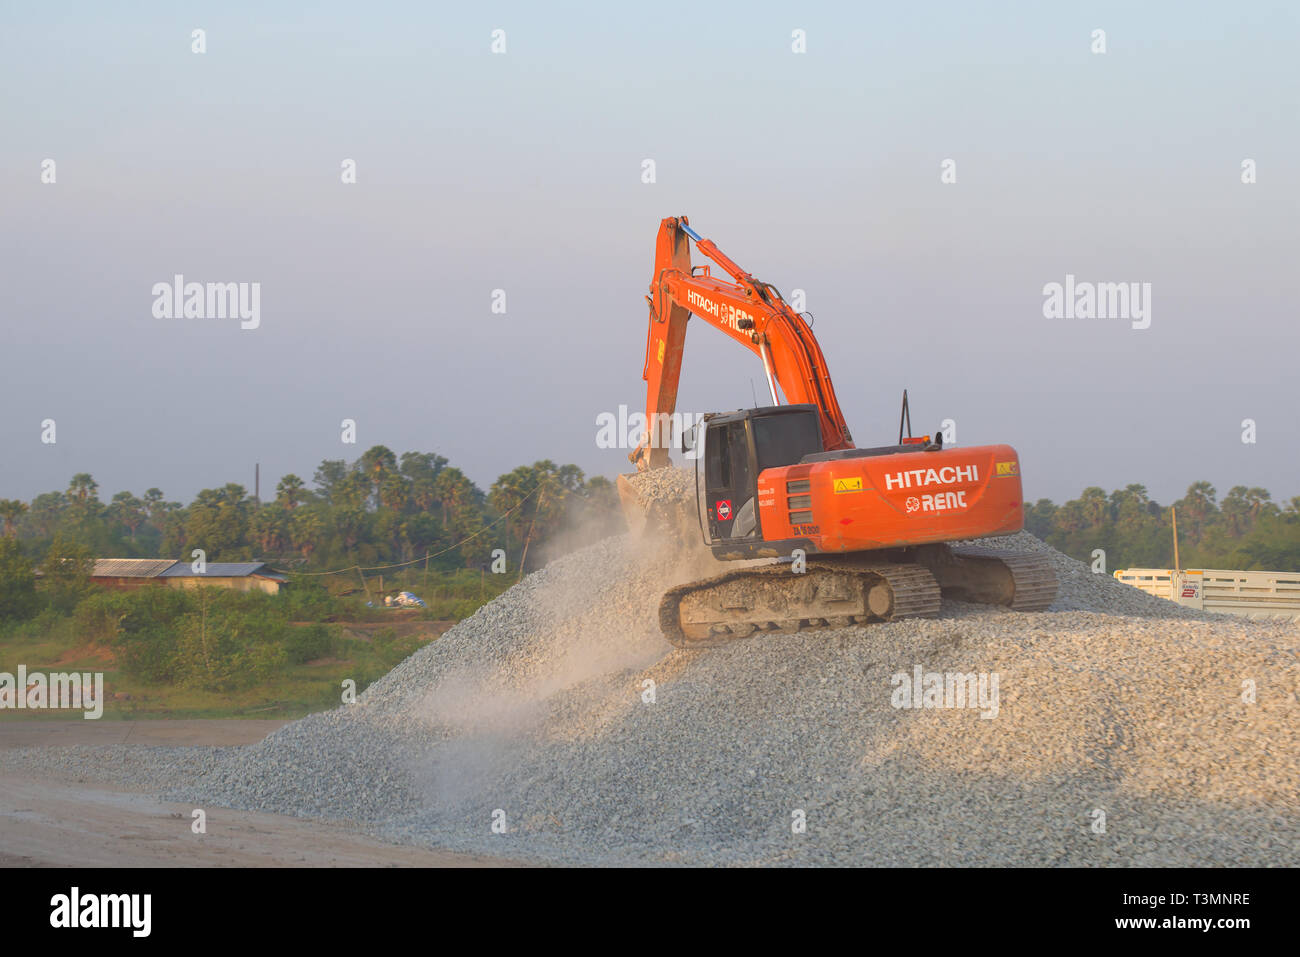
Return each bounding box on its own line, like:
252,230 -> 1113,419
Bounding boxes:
750,378 -> 759,408
898,389 -> 912,444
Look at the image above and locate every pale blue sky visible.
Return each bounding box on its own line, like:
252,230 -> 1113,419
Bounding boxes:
3,1 -> 1297,506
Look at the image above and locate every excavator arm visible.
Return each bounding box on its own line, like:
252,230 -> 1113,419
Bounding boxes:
630,215 -> 853,470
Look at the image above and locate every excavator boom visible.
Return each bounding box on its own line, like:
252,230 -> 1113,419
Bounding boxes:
632,216 -> 851,469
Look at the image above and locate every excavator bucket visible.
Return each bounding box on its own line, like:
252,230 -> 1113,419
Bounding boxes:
616,472 -> 650,538
616,469 -> 699,547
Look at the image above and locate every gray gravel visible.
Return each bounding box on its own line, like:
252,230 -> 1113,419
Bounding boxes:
6,474 -> 1297,866
624,464 -> 699,507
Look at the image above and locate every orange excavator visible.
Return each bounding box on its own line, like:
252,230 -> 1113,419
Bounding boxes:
619,215 -> 1057,648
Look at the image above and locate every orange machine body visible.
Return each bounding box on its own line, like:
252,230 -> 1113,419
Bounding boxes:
753,445 -> 1025,553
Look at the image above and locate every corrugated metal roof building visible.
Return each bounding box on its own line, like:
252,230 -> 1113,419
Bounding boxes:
90,559 -> 287,594
91,559 -> 179,580
159,562 -> 287,594
89,558 -> 182,590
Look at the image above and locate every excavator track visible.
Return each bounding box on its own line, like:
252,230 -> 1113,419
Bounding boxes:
659,558 -> 941,650
918,546 -> 1058,612
658,546 -> 1057,649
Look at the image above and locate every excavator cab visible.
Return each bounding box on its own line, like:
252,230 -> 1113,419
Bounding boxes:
701,405 -> 823,543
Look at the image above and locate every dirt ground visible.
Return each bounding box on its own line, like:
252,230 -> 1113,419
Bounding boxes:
0,720 -> 522,867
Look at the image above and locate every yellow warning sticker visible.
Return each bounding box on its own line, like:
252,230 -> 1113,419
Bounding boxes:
833,477 -> 863,493
995,461 -> 1018,477
657,340 -> 665,364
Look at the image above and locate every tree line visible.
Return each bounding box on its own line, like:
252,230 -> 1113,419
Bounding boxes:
4,464 -> 1297,601
1025,481 -> 1300,571
0,446 -> 624,576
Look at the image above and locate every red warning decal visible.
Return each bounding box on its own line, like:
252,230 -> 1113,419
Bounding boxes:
716,499 -> 732,520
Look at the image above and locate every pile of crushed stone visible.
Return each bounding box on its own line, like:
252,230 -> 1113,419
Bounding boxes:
5,477 -> 1296,866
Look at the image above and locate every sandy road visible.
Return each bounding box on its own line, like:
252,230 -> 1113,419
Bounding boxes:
0,720 -> 521,867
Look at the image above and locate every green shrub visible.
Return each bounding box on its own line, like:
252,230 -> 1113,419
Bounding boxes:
1,606 -> 69,644
0,537 -> 37,623
38,535 -> 94,613
371,626 -> 422,662
284,623 -> 334,663
169,597 -> 290,692
282,581 -> 339,620
72,590 -> 131,644
96,588 -> 190,682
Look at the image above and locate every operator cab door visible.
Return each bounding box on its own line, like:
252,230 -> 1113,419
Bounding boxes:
704,420 -> 757,541
702,406 -> 825,544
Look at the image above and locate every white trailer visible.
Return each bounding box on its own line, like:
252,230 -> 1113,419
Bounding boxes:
1114,567 -> 1300,621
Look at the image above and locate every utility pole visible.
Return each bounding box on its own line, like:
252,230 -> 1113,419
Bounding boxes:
517,484 -> 546,583
1171,507 -> 1181,575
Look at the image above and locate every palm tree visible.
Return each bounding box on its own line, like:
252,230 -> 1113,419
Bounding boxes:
312,460 -> 348,504
434,468 -> 479,527
109,492 -> 146,541
1245,487 -> 1274,522
411,477 -> 437,512
250,507 -> 288,554
219,483 -> 247,507
1109,484 -> 1152,531
276,474 -> 306,510
358,446 -> 397,508
1178,481 -> 1218,540
379,473 -> 410,512
1054,500 -> 1088,533
291,508 -> 324,560
1221,486 -> 1252,537
399,451 -> 448,484
143,488 -> 165,520
1079,487 -> 1109,527
67,473 -> 99,506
